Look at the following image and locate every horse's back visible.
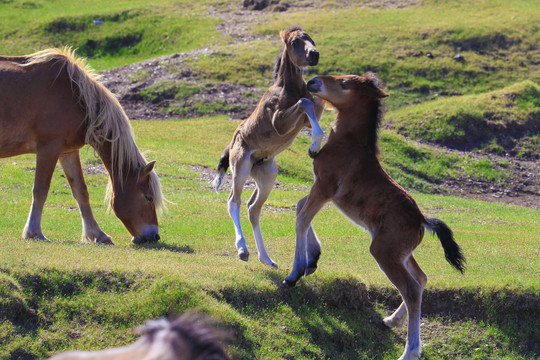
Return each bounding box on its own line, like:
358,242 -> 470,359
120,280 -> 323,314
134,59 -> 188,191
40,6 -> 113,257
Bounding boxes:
0,55 -> 86,158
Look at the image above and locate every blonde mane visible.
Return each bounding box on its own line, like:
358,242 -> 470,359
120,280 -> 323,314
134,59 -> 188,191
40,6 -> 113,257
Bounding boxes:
22,47 -> 163,211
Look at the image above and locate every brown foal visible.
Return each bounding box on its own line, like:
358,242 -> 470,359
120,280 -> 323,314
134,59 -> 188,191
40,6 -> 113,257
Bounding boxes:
283,74 -> 465,360
212,27 -> 325,267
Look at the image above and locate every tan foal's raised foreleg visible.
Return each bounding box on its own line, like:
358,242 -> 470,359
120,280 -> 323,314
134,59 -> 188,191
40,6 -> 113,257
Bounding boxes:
283,182 -> 329,286
59,151 -> 113,245
272,98 -> 325,157
248,158 -> 279,267
22,142 -> 63,241
370,235 -> 426,360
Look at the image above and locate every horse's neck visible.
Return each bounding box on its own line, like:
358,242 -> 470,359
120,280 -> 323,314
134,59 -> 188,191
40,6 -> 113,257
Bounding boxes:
332,105 -> 377,151
274,51 -> 304,91
94,141 -> 136,188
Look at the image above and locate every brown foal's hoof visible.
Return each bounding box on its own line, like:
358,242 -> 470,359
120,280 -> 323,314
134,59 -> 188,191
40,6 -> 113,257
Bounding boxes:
238,249 -> 249,262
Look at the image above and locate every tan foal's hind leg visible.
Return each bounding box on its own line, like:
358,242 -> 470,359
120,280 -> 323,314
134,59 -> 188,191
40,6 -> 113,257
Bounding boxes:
227,147 -> 253,261
248,159 -> 278,267
59,151 -> 113,245
370,237 -> 424,360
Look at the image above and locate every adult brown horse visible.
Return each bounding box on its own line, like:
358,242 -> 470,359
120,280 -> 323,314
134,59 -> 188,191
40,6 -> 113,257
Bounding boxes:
283,74 -> 466,360
212,27 -> 325,267
0,48 -> 163,245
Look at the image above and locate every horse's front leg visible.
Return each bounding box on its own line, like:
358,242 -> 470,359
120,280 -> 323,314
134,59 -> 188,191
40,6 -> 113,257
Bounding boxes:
22,143 -> 63,241
283,185 -> 328,287
59,151 -> 113,245
300,98 -> 325,158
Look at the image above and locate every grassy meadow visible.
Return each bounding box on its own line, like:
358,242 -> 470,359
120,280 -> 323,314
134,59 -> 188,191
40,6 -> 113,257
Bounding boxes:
1,0 -> 539,359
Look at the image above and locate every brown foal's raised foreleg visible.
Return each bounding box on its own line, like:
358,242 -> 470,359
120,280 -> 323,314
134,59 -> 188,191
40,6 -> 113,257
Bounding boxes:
283,181 -> 330,286
59,151 -> 113,245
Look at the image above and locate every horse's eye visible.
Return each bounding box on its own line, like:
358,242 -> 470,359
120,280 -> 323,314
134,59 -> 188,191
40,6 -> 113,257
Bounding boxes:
291,39 -> 299,47
144,195 -> 153,202
340,81 -> 348,89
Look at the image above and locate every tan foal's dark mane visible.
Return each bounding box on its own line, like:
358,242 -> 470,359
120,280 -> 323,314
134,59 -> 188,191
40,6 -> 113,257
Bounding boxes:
272,25 -> 305,83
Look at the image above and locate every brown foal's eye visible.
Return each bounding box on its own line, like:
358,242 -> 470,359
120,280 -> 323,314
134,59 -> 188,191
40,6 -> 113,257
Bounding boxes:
144,195 -> 153,202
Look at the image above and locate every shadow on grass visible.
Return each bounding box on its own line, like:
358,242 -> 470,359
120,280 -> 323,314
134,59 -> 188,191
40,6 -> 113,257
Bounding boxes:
133,242 -> 195,254
210,271 -> 540,359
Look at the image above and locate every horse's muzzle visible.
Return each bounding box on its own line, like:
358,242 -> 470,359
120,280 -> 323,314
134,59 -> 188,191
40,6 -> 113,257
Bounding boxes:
307,77 -> 322,93
307,50 -> 319,66
131,226 -> 160,244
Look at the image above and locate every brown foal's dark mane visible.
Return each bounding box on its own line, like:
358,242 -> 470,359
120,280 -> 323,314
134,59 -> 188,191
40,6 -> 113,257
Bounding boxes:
363,73 -> 385,155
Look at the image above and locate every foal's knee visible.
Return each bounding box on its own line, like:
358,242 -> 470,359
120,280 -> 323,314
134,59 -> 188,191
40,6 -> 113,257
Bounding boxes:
296,196 -> 308,215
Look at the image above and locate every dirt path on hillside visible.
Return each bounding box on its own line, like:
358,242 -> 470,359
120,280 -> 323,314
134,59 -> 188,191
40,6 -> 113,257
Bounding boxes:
99,1 -> 538,210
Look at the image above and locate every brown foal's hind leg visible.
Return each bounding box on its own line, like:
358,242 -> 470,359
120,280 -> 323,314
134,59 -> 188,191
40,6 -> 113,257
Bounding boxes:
370,237 -> 424,360
248,159 -> 278,267
59,151 -> 113,245
227,147 -> 253,261
22,143 -> 63,241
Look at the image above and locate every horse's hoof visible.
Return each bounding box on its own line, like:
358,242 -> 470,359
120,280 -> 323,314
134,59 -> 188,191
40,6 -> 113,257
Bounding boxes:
305,265 -> 317,276
24,233 -> 51,242
281,278 -> 297,287
238,250 -> 249,262
97,238 -> 114,246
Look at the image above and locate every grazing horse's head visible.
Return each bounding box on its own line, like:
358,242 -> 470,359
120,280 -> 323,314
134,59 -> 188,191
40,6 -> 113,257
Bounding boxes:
109,160 -> 162,244
307,74 -> 388,109
280,27 -> 319,67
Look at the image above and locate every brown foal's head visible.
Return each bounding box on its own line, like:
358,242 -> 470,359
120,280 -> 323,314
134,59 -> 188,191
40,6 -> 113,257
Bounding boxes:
306,74 -> 388,110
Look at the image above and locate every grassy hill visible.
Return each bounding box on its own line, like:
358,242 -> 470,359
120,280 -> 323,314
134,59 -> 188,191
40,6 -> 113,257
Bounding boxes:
1,0 -> 539,359
1,120 -> 539,360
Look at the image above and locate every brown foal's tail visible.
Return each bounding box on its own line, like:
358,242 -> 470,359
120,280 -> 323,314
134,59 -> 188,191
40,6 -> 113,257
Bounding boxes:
423,217 -> 466,273
212,146 -> 230,193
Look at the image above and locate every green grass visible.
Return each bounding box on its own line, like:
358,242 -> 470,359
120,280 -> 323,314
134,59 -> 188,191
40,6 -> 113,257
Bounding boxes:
387,80 -> 540,158
186,0 -> 540,110
1,120 -> 538,359
0,0 -> 225,70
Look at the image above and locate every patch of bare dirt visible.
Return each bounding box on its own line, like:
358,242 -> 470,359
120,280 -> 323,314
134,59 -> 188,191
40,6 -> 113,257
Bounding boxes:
421,144 -> 540,209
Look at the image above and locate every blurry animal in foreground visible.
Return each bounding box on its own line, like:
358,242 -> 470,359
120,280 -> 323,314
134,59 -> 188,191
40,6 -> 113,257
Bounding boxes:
283,74 -> 466,360
48,313 -> 230,360
212,26 -> 325,268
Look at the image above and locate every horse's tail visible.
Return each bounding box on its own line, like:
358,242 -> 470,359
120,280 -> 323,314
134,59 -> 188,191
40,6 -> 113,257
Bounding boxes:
423,217 -> 466,273
212,145 -> 230,193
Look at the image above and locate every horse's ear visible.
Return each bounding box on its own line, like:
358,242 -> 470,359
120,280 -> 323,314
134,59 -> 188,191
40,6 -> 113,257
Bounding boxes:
141,160 -> 156,178
375,89 -> 389,99
280,30 -> 289,43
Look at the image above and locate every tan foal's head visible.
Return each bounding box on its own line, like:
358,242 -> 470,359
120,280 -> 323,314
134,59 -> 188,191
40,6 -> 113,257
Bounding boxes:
306,74 -> 388,110
280,27 -> 319,67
